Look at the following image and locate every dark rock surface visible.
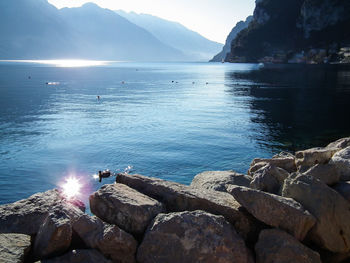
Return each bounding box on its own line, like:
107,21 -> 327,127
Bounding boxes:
0,233 -> 31,263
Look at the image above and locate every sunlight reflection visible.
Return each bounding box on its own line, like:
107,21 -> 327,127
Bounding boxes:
0,59 -> 112,67
62,177 -> 82,198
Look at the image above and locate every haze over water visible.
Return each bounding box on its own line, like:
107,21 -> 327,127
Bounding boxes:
1,60 -> 350,206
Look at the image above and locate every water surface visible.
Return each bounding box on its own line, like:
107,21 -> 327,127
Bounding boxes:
1,61 -> 350,206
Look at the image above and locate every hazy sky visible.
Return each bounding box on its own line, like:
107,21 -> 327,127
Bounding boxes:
48,0 -> 256,44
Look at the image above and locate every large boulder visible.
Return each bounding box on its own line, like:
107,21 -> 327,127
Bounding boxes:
228,186 -> 315,240
0,189 -> 85,235
333,181 -> 350,203
282,174 -> 350,253
303,163 -> 341,185
255,229 -> 321,263
327,137 -> 350,150
248,156 -> 296,175
41,249 -> 112,263
137,210 -> 253,263
295,147 -> 338,172
329,146 -> 350,181
0,233 -> 31,263
33,210 -> 72,259
250,164 -> 289,194
72,214 -> 137,263
90,183 -> 165,235
116,174 -> 258,241
190,170 -> 251,192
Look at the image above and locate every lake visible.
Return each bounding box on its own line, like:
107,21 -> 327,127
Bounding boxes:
1,60 -> 350,207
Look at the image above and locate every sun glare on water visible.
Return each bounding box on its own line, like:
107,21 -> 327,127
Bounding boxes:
62,177 -> 82,198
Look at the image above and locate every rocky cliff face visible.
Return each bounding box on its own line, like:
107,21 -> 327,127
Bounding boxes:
210,16 -> 253,62
226,0 -> 350,63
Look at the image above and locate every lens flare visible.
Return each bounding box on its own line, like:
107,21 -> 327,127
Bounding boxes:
62,177 -> 82,198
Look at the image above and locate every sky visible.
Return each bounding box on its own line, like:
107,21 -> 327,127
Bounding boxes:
47,0 -> 256,44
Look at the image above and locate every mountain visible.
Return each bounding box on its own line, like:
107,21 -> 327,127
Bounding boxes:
0,0 -> 188,61
226,0 -> 350,64
115,10 -> 223,61
210,16 -> 253,62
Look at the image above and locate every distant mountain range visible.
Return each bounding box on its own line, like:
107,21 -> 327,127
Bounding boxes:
0,0 -> 222,61
210,16 -> 253,62
115,10 -> 223,61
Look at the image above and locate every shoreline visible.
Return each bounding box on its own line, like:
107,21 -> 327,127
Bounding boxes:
1,137 -> 350,262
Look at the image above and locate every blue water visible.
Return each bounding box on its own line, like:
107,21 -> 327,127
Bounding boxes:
1,61 -> 350,207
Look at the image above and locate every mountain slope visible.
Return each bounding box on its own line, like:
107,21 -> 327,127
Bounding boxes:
226,0 -> 350,63
115,10 -> 223,61
210,16 -> 253,62
0,0 -> 188,61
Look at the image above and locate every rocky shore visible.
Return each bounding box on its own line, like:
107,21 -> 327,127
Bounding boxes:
1,137 -> 350,263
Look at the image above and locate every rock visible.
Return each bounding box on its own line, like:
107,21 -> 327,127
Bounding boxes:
0,233 -> 31,263
248,156 -> 296,175
116,174 -> 258,241
72,214 -> 137,263
33,210 -> 72,259
89,183 -> 165,235
333,181 -> 350,203
137,210 -> 253,263
0,189 -> 85,235
295,147 -> 338,172
190,170 -> 251,192
303,163 -> 341,185
329,146 -> 350,181
327,137 -> 350,150
41,249 -> 112,263
255,229 -> 321,263
228,186 -> 315,240
282,174 -> 350,253
273,151 -> 295,159
250,164 -> 289,194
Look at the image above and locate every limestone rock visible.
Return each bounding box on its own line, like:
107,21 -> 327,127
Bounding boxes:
327,137 -> 350,150
295,147 -> 338,172
249,156 -> 296,175
329,146 -> 350,181
190,170 -> 251,192
116,173 -> 258,241
137,210 -> 253,263
72,214 -> 137,263
255,229 -> 321,263
250,164 -> 289,194
42,249 -> 112,263
0,233 -> 31,263
33,210 -> 72,259
90,183 -> 164,235
303,163 -> 341,185
282,174 -> 350,253
0,189 -> 85,235
333,181 -> 350,203
228,186 -> 315,240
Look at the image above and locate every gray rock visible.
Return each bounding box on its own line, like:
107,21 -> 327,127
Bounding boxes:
282,174 -> 350,253
255,229 -> 321,263
250,164 -> 289,194
190,170 -> 251,192
228,186 -> 315,240
303,163 -> 341,185
0,189 -> 85,235
90,183 -> 165,235
33,210 -> 72,259
333,181 -> 350,203
116,174 -> 258,241
41,249 -> 112,263
295,147 -> 338,172
0,233 -> 31,263
248,156 -> 296,175
329,146 -> 350,181
137,210 -> 253,263
72,214 -> 137,263
327,137 -> 350,150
